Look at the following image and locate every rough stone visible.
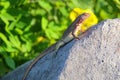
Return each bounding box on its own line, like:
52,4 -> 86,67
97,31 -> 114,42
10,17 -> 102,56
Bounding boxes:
1,19 -> 120,80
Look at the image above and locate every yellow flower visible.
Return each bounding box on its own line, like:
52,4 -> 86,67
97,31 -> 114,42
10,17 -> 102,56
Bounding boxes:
70,8 -> 98,32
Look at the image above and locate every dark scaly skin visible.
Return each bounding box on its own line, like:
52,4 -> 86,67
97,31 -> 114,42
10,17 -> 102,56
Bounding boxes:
22,13 -> 90,80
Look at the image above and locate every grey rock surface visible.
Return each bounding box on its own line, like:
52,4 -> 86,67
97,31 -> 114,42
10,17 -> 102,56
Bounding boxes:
1,19 -> 120,80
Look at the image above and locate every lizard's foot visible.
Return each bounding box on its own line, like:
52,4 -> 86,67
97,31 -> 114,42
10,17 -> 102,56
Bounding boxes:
72,33 -> 80,40
75,36 -> 80,40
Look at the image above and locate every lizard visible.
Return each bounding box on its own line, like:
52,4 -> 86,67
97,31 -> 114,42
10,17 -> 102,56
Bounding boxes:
22,12 -> 90,80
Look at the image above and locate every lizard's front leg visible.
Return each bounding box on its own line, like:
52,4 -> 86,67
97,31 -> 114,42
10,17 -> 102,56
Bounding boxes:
72,23 -> 82,40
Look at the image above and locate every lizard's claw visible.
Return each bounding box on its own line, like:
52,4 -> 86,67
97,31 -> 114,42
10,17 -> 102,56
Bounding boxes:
75,37 -> 80,40
74,36 -> 80,40
72,33 -> 80,40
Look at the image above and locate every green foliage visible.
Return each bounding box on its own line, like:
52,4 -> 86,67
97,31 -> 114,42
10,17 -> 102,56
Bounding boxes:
94,0 -> 120,20
0,0 -> 120,76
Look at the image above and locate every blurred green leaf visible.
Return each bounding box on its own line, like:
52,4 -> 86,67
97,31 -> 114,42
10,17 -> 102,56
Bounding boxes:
9,35 -> 21,50
0,33 -> 12,47
70,0 -> 94,9
9,14 -> 22,30
26,41 -> 32,52
100,10 -> 110,19
0,59 -> 9,76
9,0 -> 24,6
15,28 -> 23,35
41,17 -> 48,30
45,29 -> 60,40
4,56 -> 15,69
24,18 -> 36,31
5,46 -> 17,52
0,12 -> 15,21
112,0 -> 120,9
106,0 -> 120,11
0,1 -> 10,9
118,13 -> 120,17
21,42 -> 32,53
59,7 -> 68,16
15,21 -> 26,29
38,0 -> 52,12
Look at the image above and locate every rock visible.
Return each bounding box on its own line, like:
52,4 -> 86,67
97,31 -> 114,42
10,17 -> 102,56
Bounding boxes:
1,19 -> 120,80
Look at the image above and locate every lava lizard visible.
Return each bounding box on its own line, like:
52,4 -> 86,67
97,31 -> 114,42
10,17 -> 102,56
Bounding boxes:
22,12 -> 90,80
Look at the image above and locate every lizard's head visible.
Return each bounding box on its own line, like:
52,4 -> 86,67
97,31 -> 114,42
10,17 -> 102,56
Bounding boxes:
77,13 -> 90,24
81,13 -> 90,20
